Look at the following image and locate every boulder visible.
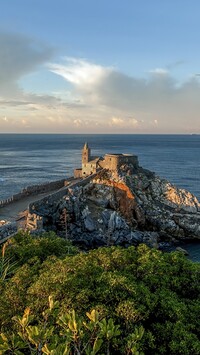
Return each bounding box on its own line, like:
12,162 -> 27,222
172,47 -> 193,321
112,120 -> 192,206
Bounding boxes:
84,215 -> 96,232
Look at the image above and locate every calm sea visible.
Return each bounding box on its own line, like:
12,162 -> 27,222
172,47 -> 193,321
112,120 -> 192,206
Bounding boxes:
0,134 -> 200,261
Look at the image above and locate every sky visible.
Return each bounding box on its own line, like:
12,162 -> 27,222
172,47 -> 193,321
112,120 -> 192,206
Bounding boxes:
0,0 -> 200,134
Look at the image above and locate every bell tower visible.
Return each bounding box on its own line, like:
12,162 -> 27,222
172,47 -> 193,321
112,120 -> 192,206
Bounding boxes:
82,142 -> 91,166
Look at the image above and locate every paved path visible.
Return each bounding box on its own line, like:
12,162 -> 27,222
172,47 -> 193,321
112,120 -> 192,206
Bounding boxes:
0,188 -> 65,222
0,173 -> 96,224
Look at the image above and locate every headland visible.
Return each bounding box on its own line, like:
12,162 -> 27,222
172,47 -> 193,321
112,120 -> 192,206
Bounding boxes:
1,143 -> 200,252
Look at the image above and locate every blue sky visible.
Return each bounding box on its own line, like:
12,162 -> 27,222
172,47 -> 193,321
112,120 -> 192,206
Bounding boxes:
0,0 -> 200,133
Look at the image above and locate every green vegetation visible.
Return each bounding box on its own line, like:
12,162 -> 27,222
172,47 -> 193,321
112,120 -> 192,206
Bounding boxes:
0,231 -> 199,354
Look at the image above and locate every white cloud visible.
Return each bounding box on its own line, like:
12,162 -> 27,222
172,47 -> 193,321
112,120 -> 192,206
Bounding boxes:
73,119 -> 82,127
110,116 -> 139,128
1,36 -> 200,134
49,57 -> 112,87
149,68 -> 169,75
49,57 -> 200,133
129,118 -> 138,126
111,117 -> 124,126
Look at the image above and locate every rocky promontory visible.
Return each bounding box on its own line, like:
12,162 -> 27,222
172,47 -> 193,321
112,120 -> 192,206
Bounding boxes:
28,162 -> 200,249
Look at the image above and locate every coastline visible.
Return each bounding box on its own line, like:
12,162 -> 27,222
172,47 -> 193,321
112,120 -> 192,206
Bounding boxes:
0,174 -> 200,262
0,136 -> 200,264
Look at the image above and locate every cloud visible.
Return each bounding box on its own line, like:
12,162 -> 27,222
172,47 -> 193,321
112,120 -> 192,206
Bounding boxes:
1,39 -> 200,133
49,57 -> 200,133
0,32 -> 54,99
0,31 -> 72,131
149,68 -> 169,75
0,34 -> 92,133
166,60 -> 185,70
110,116 -> 138,128
111,117 -> 124,126
0,94 -> 61,107
73,119 -> 83,127
49,57 -> 176,112
0,32 -> 74,130
49,57 -> 112,87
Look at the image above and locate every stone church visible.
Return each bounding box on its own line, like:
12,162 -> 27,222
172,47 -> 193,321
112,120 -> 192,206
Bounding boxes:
74,142 -> 139,178
74,142 -> 102,178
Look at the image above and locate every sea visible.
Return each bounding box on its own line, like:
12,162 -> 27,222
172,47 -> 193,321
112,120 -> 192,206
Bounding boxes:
0,134 -> 200,262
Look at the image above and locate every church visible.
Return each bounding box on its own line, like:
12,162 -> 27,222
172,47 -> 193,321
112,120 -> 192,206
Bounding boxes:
74,143 -> 139,178
74,142 -> 102,178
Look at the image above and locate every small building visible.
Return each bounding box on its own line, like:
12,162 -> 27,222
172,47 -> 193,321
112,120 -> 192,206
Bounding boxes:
74,143 -> 139,178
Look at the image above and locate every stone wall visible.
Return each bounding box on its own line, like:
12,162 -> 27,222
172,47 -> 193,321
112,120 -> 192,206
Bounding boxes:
29,188 -> 69,214
101,154 -> 138,171
0,174 -> 101,236
0,179 -> 67,208
75,153 -> 139,179
82,160 -> 99,177
28,172 -> 101,215
74,168 -> 82,178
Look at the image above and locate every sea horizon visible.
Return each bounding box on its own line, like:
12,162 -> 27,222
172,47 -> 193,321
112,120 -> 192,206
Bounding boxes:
1,133 -> 200,135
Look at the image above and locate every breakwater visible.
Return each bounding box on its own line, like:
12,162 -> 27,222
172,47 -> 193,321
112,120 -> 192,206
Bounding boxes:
0,179 -> 67,208
29,172 -> 101,214
0,178 -> 75,242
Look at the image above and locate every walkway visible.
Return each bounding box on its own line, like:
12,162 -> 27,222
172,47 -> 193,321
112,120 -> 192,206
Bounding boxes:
0,188 -> 66,222
0,171 -> 99,224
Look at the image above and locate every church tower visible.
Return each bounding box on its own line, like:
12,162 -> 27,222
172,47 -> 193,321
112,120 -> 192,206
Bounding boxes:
82,142 -> 91,166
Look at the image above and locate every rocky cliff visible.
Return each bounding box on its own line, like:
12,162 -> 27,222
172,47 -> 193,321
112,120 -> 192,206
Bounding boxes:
28,163 -> 200,249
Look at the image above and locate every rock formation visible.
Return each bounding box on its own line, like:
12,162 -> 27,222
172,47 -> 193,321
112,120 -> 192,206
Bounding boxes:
27,162 -> 200,249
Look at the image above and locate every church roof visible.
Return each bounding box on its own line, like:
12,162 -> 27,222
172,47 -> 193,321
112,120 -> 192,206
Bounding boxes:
83,142 -> 89,149
89,157 -> 100,164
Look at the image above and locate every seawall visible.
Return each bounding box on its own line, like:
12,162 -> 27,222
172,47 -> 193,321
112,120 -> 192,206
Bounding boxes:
0,179 -> 68,208
0,178 -> 75,243
0,173 -> 102,241
29,172 -> 101,214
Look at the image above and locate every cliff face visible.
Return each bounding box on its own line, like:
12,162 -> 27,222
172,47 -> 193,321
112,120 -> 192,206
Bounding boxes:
123,169 -> 200,240
28,164 -> 200,249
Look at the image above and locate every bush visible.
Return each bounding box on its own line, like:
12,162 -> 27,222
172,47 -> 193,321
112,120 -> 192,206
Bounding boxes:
0,233 -> 199,354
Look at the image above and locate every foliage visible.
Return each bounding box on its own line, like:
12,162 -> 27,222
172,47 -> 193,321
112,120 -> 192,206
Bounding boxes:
4,230 -> 78,265
0,241 -> 18,281
0,232 -> 199,354
0,297 -> 137,354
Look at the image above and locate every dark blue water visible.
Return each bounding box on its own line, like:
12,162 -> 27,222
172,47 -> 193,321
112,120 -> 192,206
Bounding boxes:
0,134 -> 200,261
1,134 -> 199,199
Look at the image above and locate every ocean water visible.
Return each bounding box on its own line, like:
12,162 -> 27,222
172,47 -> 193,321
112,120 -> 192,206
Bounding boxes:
0,134 -> 200,261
